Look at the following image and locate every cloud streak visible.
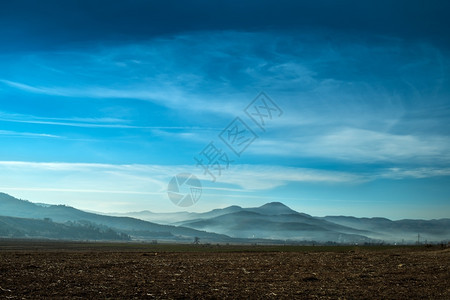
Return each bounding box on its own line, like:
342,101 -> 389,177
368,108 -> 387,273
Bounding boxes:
0,110 -> 217,132
1,161 -> 448,193
0,130 -> 61,139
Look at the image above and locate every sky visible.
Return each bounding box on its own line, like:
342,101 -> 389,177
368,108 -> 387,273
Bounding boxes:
0,0 -> 449,219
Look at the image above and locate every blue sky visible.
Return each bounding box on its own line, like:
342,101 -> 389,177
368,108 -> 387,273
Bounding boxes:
0,1 -> 449,219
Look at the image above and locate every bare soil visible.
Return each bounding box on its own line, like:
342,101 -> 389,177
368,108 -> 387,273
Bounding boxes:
0,241 -> 448,299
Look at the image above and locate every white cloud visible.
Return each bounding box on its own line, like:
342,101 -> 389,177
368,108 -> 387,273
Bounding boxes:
249,127 -> 450,164
1,161 -> 449,213
377,167 -> 450,179
309,128 -> 450,162
3,160 -> 445,200
0,161 -> 352,211
215,165 -> 364,190
0,161 -> 361,192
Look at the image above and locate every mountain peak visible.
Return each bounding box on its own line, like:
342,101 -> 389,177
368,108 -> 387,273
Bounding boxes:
260,202 -> 289,208
249,202 -> 298,215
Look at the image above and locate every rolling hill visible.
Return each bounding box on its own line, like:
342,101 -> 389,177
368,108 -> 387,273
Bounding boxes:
176,204 -> 374,243
0,193 -> 231,242
0,215 -> 130,240
114,202 -> 450,243
1,193 -> 448,244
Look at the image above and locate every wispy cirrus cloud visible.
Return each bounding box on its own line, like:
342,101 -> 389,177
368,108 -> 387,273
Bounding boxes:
0,160 -> 360,189
0,161 -> 365,213
0,79 -> 68,96
249,127 -> 450,165
2,31 -> 448,129
0,130 -> 61,139
0,110 -> 216,132
377,167 -> 450,180
1,160 -> 449,194
309,128 -> 450,163
1,160 -> 449,213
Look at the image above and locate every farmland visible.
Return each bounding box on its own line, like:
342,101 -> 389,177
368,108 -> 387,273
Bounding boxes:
0,240 -> 448,299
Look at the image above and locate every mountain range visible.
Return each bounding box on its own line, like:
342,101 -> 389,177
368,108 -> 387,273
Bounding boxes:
109,202 -> 450,243
1,192 -> 449,244
0,193 -> 231,243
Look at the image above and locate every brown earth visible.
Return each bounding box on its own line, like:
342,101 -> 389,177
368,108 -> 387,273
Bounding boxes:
0,241 -> 449,299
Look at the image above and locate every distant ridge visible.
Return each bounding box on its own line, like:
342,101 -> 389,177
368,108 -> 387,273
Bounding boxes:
110,199 -> 450,243
0,193 -> 232,242
1,192 -> 449,244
